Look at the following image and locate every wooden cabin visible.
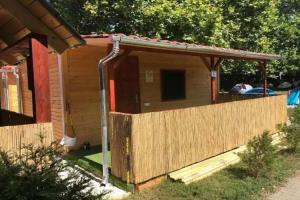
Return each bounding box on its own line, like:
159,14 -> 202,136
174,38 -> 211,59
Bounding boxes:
0,1 -> 288,188
1,33 -> 288,187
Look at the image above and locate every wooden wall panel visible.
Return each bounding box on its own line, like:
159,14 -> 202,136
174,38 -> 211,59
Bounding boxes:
0,72 -> 18,111
18,54 -> 64,141
7,73 -> 18,112
19,62 -> 33,117
64,45 -> 106,148
110,95 -> 287,184
48,53 -> 64,140
132,51 -> 211,113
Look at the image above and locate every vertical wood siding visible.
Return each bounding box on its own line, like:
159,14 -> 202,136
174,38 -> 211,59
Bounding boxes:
64,46 -> 106,148
48,53 -> 64,140
133,51 -> 211,113
18,54 -> 64,140
19,62 -> 33,116
110,95 -> 287,184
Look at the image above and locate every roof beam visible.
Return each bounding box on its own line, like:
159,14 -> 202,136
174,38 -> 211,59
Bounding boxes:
0,27 -> 23,48
0,0 -> 69,53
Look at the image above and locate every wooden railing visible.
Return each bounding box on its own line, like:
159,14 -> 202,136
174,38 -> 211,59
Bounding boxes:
110,95 -> 287,184
0,109 -> 35,126
0,123 -> 53,154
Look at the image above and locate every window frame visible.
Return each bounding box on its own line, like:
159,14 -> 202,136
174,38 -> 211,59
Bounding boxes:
160,69 -> 186,102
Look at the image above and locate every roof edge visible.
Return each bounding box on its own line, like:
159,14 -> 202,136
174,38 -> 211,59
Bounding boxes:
116,35 -> 281,61
40,0 -> 86,47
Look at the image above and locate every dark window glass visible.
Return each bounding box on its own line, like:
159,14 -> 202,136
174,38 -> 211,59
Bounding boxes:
161,70 -> 186,101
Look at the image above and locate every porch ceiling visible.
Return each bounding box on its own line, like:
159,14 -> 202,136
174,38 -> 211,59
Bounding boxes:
0,0 -> 85,65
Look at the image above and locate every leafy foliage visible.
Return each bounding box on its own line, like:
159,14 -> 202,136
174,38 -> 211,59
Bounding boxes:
239,131 -> 276,178
280,107 -> 300,152
48,0 -> 300,78
0,142 -> 101,200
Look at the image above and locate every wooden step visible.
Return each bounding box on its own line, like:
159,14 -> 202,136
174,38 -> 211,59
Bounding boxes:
168,133 -> 284,185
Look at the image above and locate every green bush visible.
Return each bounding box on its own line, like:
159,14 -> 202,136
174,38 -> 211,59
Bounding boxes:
239,131 -> 276,178
0,142 -> 102,200
280,107 -> 300,152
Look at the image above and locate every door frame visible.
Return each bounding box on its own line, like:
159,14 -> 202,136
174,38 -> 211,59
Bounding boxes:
108,55 -> 141,113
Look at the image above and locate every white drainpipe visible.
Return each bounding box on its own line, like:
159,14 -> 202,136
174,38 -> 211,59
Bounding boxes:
98,35 -> 121,185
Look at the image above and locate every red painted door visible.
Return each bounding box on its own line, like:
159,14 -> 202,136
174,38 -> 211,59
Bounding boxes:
115,56 -> 140,114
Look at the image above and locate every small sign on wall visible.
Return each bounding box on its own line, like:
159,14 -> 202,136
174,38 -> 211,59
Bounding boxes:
211,70 -> 217,78
145,70 -> 154,83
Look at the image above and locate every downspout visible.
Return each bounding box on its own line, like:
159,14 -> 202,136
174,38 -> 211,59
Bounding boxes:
13,67 -> 23,114
98,35 -> 121,185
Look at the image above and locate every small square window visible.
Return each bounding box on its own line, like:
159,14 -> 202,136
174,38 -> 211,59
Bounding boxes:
161,70 -> 186,101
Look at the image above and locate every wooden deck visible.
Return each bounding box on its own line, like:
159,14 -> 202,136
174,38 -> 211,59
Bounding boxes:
109,95 -> 288,184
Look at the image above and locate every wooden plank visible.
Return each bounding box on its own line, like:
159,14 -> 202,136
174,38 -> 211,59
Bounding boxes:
210,57 -> 217,103
29,34 -> 51,122
169,133 -> 284,184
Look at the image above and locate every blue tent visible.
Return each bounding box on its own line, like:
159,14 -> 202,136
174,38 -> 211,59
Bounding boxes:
288,88 -> 300,105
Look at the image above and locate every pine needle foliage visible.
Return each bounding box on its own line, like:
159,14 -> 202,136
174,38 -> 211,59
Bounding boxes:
280,107 -> 300,152
0,141 -> 102,200
239,131 -> 276,178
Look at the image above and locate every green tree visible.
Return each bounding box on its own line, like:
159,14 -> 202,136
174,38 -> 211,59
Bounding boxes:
239,131 -> 276,178
0,142 -> 102,200
49,0 -> 300,78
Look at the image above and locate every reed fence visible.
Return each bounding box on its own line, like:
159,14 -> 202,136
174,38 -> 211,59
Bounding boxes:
0,123 -> 53,154
110,95 -> 287,184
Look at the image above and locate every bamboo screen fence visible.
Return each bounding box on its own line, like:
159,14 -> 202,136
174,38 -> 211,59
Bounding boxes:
110,95 -> 287,184
0,123 -> 53,154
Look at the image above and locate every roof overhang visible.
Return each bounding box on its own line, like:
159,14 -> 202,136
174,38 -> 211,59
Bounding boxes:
84,34 -> 281,62
0,0 -> 85,65
114,35 -> 281,61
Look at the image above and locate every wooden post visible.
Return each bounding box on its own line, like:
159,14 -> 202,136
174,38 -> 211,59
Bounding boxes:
210,57 -> 217,104
27,34 -> 51,123
260,61 -> 268,97
109,69 -> 116,112
107,45 -> 116,112
210,57 -> 223,104
108,48 -> 131,112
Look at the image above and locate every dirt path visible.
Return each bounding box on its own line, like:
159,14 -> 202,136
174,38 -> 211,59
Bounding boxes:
267,171 -> 300,200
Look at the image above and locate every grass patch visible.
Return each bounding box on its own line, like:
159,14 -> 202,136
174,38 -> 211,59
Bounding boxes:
127,148 -> 300,200
64,153 -> 134,192
70,146 -> 112,167
288,107 -> 296,117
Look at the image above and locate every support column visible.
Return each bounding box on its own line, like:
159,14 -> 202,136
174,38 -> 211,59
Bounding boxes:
208,57 -> 223,104
260,61 -> 268,97
28,34 -> 51,122
108,48 -> 131,112
108,62 -> 116,112
210,57 -> 217,104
